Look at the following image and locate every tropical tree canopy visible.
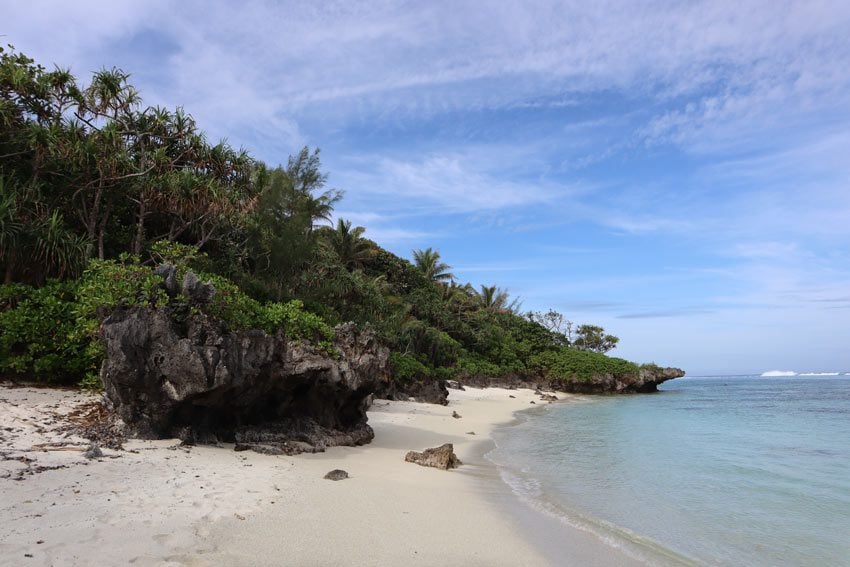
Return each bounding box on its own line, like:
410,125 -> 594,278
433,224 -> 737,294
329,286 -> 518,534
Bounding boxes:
573,324 -> 620,353
412,247 -> 455,282
475,284 -> 521,313
319,219 -> 375,270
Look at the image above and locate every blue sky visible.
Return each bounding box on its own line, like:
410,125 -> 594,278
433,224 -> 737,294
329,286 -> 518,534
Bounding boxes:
5,1 -> 850,375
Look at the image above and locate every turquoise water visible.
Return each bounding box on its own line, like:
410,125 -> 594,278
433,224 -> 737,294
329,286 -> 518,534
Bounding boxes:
488,376 -> 850,566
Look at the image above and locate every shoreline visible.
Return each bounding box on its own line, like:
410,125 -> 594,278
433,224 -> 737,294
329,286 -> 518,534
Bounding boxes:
484,401 -> 695,567
1,384 -> 643,566
464,402 -> 653,567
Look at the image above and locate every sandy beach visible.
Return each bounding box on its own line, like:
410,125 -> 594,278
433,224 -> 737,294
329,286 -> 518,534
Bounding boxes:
1,384 -> 642,566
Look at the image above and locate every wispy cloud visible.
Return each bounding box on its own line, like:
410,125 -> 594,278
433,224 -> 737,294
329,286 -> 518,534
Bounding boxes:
617,308 -> 716,320
9,1 -> 850,153
335,149 -> 569,214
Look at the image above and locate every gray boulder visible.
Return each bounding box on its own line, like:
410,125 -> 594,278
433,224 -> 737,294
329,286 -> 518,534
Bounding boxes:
181,271 -> 216,305
404,443 -> 461,470
154,264 -> 179,297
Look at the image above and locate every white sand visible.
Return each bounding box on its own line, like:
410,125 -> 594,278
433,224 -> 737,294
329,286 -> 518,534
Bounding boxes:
0,385 -> 643,566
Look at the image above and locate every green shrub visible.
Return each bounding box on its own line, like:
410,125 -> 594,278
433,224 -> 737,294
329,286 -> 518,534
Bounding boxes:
201,273 -> 265,330
398,319 -> 462,367
149,240 -> 203,267
530,348 -> 639,382
0,280 -> 90,382
0,257 -> 170,384
260,299 -> 334,344
75,256 -> 169,319
455,354 -> 503,378
389,351 -> 431,381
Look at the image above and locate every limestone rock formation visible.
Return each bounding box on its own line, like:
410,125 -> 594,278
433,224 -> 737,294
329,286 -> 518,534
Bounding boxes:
99,306 -> 390,454
404,443 -> 461,470
558,366 -> 686,393
459,366 -> 685,394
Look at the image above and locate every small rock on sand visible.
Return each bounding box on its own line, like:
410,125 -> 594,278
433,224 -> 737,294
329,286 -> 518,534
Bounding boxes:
83,443 -> 103,460
451,411 -> 461,419
324,469 -> 349,481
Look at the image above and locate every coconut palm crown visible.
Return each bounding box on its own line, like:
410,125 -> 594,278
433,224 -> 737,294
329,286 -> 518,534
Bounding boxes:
412,247 -> 454,282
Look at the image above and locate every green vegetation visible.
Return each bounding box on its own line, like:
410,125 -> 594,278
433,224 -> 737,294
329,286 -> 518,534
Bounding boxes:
0,46 -> 638,388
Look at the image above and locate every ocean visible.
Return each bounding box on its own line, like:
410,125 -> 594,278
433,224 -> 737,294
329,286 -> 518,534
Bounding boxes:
487,376 -> 850,566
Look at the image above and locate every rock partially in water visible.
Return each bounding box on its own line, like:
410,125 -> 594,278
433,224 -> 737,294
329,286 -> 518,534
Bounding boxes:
100,307 -> 390,455
404,443 -> 461,470
459,366 -> 686,394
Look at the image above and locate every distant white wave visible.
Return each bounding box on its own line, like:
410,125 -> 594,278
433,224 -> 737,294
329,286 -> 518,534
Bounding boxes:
761,370 -> 797,377
798,372 -> 840,376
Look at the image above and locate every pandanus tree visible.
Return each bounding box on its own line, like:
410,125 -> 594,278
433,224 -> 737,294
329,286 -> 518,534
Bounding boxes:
0,177 -> 87,283
69,68 -> 141,259
412,247 -> 454,282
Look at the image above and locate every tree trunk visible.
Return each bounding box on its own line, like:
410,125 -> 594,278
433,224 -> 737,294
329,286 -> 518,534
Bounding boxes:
83,184 -> 104,261
133,197 -> 146,256
97,202 -> 112,260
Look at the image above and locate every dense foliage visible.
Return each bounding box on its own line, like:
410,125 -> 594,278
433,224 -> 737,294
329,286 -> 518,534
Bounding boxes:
0,46 -> 639,388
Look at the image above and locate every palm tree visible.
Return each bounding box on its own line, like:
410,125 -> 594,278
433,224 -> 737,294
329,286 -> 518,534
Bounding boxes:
299,188 -> 342,230
412,247 -> 454,282
440,280 -> 473,301
321,219 -> 375,270
475,284 -> 522,313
